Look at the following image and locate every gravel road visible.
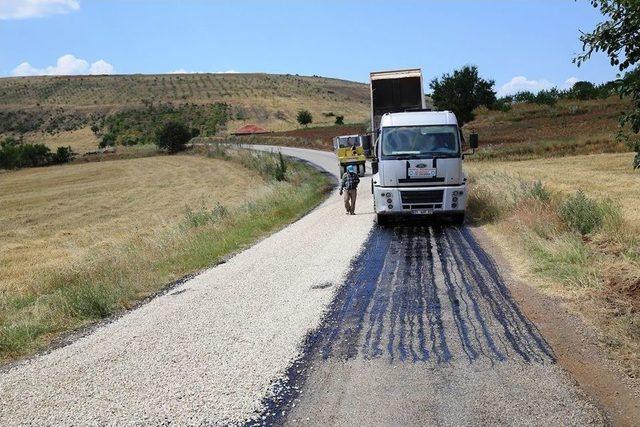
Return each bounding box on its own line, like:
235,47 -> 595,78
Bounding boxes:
0,146 -> 375,425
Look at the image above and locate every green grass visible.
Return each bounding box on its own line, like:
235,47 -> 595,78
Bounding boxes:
0,148 -> 331,361
468,169 -> 640,376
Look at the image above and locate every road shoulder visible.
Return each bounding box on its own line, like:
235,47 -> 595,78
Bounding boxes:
471,225 -> 640,426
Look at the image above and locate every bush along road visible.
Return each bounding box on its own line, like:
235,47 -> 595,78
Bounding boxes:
0,145 -> 610,425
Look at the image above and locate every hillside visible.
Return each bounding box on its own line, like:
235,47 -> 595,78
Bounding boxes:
465,97 -> 631,159
0,73 -> 370,147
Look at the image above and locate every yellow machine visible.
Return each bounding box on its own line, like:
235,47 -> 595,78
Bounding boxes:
333,134 -> 366,176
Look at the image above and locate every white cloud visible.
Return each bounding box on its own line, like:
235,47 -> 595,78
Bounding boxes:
89,59 -> 114,75
0,0 -> 79,20
497,76 -> 554,97
11,54 -> 115,76
564,76 -> 579,89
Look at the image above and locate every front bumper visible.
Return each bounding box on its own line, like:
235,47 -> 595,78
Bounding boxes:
374,184 -> 467,215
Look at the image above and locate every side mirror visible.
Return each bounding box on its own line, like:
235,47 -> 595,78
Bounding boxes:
469,133 -> 479,149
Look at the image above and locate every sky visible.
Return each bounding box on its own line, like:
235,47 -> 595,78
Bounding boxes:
0,0 -> 620,96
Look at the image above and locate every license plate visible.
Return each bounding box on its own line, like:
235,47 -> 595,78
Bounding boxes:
412,209 -> 433,215
408,168 -> 436,178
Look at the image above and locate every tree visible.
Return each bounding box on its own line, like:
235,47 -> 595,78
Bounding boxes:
296,110 -> 313,127
335,115 -> 344,125
575,0 -> 640,169
429,65 -> 496,126
155,121 -> 195,153
52,146 -> 75,164
569,81 -> 598,100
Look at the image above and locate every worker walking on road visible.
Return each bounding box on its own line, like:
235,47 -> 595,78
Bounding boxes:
340,165 -> 360,215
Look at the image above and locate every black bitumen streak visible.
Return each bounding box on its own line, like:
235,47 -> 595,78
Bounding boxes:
250,224 -> 554,426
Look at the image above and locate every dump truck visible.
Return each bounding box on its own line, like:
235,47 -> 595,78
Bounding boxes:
369,69 -> 478,225
333,134 -> 367,176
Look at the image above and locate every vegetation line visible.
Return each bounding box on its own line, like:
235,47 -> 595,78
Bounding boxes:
467,171 -> 640,377
0,146 -> 331,362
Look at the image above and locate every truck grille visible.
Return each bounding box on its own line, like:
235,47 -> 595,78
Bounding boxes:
400,190 -> 444,210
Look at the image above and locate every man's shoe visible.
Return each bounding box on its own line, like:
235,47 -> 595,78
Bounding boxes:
350,212 -> 355,215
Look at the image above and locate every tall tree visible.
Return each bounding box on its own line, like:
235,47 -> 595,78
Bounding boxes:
575,0 -> 640,169
429,65 -> 496,126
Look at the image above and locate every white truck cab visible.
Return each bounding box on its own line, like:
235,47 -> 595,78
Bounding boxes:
372,110 -> 476,225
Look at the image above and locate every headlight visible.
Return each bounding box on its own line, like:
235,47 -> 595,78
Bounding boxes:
385,192 -> 392,198
388,204 -> 393,209
387,198 -> 393,204
452,196 -> 458,202
453,191 -> 459,196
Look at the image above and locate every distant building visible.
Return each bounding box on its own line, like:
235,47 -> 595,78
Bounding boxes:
232,124 -> 269,135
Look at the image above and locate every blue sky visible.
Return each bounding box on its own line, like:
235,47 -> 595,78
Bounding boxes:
0,0 -> 619,95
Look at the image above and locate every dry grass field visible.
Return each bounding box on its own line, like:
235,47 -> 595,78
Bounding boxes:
0,155 -> 265,293
467,152 -> 640,376
0,149 -> 331,360
467,152 -> 640,222
22,128 -> 100,154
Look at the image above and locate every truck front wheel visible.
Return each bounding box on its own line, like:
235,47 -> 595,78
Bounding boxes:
377,214 -> 389,227
451,212 -> 465,226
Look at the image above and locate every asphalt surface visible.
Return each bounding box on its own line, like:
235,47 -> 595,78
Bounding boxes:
0,145 -> 605,426
282,225 -> 605,425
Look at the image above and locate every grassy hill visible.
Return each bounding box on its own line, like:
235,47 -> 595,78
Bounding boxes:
0,73 -> 369,132
465,97 -> 631,160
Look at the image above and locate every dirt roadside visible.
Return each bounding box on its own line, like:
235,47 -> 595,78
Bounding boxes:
471,226 -> 640,426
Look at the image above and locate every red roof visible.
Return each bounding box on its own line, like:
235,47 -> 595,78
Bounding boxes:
232,124 -> 269,135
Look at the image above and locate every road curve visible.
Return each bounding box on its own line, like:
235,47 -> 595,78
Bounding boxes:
0,146 -> 376,425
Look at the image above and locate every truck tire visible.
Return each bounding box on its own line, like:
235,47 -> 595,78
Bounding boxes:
377,214 -> 389,227
451,212 -> 465,226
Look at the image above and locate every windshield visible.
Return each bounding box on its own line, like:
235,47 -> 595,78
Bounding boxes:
381,125 -> 460,158
336,136 -> 360,148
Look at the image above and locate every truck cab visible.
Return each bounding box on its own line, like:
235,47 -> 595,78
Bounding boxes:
372,110 -> 476,225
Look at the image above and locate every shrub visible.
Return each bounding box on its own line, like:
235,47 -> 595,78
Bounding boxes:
18,143 -> 51,167
528,180 -> 552,203
0,140 -> 56,169
100,133 -> 116,148
467,185 -> 504,224
0,138 -> 21,169
155,121 -> 195,153
513,91 -> 536,103
534,88 -> 560,106
52,146 -> 75,164
296,110 -> 313,127
335,115 -> 344,125
558,190 -> 606,235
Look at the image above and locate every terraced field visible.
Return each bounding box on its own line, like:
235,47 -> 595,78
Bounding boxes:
0,73 -> 370,134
